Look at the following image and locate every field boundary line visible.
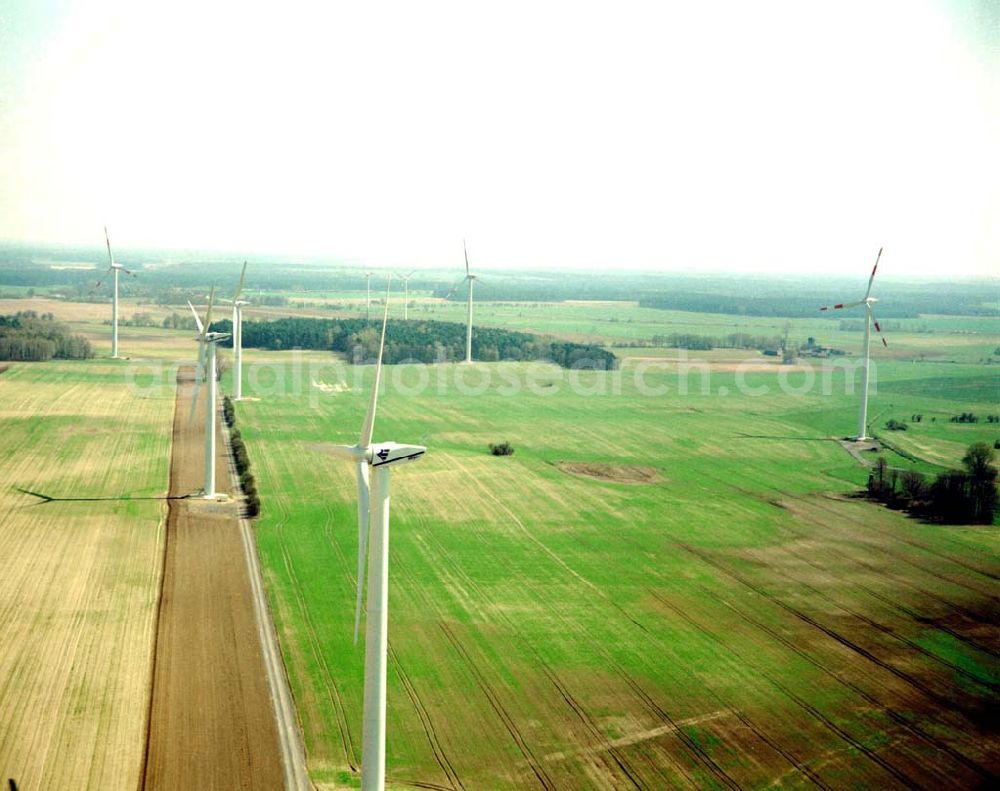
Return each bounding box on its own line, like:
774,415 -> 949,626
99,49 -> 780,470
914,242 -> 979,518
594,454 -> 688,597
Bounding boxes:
222,407 -> 313,791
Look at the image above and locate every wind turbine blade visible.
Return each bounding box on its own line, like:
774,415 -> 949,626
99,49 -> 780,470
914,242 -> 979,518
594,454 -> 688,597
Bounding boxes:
464,239 -> 470,277
188,345 -> 206,422
187,300 -> 205,335
360,278 -> 392,448
104,226 -> 114,266
871,309 -> 888,347
819,299 -> 864,311
353,461 -> 371,644
864,247 -> 883,299
233,261 -> 247,303
203,286 -> 216,334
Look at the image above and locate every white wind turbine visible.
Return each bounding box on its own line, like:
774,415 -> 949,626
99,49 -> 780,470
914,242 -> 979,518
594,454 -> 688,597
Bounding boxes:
220,262 -> 249,400
364,271 -> 375,322
396,270 -> 416,320
327,279 -> 426,791
462,240 -> 476,363
188,288 -> 231,498
820,247 -> 887,441
93,226 -> 135,358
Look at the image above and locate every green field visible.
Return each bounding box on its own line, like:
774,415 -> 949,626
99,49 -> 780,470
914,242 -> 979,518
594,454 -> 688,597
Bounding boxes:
1,288 -> 998,789
228,302 -> 1000,788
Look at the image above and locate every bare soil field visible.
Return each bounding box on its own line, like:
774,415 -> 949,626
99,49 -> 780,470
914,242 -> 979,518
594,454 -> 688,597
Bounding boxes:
140,368 -> 283,790
557,461 -> 661,484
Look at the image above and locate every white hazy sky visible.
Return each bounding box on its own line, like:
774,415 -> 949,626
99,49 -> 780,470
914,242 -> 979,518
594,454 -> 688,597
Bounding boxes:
0,0 -> 997,276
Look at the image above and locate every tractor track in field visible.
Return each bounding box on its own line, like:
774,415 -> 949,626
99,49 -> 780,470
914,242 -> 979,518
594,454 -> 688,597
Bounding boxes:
679,544 -> 977,717
778,494 -> 1000,649
535,662 -> 644,789
691,467 -> 1000,656
678,544 -> 961,711
406,522 -> 741,790
778,542 -> 1000,661
670,553 -> 998,784
438,621 -> 557,790
645,587 -> 923,789
322,503 -> 465,790
387,641 -> 466,790
697,466 -> 1000,592
688,585 -> 998,783
274,504 -> 358,771
769,549 -> 1000,693
394,545 -> 662,788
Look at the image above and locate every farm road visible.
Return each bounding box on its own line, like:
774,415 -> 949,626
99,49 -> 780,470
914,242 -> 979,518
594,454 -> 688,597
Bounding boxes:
139,367 -> 287,790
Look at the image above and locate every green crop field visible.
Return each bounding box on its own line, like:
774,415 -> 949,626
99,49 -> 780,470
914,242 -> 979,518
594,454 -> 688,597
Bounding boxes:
227,300 -> 1000,788
1,288 -> 997,789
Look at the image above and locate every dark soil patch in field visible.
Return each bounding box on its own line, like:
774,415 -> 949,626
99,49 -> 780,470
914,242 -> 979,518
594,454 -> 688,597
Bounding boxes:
0,364 -> 9,375
557,461 -> 661,484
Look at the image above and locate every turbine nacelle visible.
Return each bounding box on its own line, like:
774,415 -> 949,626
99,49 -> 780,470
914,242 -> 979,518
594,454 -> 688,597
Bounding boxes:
371,442 -> 426,467
327,442 -> 427,466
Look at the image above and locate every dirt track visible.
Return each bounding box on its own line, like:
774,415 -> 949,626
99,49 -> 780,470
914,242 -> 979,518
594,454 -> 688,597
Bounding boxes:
140,368 -> 283,789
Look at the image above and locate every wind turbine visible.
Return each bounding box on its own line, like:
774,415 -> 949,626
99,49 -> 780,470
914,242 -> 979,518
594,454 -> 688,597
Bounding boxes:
364,271 -> 375,322
820,248 -> 887,441
327,279 -> 426,791
396,270 -> 416,320
188,288 -> 231,498
462,240 -> 476,363
220,262 -> 249,400
93,226 -> 135,358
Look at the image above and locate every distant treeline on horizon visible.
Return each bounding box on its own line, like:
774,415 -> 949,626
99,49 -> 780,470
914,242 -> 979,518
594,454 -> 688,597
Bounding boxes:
0,244 -> 995,319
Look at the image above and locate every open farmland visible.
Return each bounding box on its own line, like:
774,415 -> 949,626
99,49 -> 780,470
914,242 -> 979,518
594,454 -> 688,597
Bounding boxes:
232,341 -> 1000,788
0,286 -> 997,789
0,359 -> 172,789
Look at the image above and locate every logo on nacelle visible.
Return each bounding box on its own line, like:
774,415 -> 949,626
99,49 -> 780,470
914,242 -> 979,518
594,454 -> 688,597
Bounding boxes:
376,448 -> 390,461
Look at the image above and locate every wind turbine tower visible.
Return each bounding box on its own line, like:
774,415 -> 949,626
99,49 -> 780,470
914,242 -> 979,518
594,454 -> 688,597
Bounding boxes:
98,227 -> 135,358
820,248 -> 887,441
462,241 -> 476,364
364,271 -> 374,322
188,289 -> 231,498
397,271 -> 416,320
327,278 -> 426,791
222,262 -> 249,400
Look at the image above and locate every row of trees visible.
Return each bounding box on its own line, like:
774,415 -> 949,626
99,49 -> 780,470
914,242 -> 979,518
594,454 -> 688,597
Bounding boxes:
613,331 -> 794,352
867,442 -> 998,524
223,397 -> 260,518
209,316 -> 619,370
0,311 -> 93,361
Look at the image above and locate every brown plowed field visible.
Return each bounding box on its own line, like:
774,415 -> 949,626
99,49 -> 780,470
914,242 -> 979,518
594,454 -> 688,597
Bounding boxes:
140,368 -> 282,789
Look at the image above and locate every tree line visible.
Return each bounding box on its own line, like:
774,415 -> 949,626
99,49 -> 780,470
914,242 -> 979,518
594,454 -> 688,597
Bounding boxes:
209,316 -> 619,369
613,331 -> 788,351
223,396 -> 260,518
867,442 -> 998,524
0,311 -> 93,361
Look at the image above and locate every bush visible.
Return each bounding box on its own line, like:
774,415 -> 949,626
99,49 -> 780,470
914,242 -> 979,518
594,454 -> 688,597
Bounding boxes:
489,441 -> 515,456
885,419 -> 907,431
225,401 -> 259,518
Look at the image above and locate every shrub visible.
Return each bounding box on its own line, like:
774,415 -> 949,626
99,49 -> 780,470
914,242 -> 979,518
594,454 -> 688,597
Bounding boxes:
489,441 -> 515,456
885,419 -> 907,431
